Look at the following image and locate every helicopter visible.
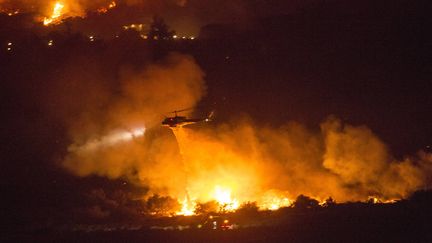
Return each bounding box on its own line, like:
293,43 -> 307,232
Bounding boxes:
162,108 -> 213,127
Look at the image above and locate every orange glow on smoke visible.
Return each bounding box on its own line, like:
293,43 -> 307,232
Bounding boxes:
166,125 -> 401,216
170,127 -> 296,215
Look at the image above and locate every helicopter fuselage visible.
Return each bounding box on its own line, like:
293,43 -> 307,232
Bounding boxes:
162,116 -> 205,127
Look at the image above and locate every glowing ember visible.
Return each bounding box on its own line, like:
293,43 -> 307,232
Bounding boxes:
97,1 -> 116,13
43,2 -> 65,26
109,1 -> 117,9
367,196 -> 397,204
8,10 -> 19,16
0,8 -> 19,16
123,24 -> 145,31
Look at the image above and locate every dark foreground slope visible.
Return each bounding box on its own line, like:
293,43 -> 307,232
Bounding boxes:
6,191 -> 432,243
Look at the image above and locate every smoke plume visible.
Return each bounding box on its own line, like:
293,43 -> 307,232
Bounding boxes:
63,94 -> 432,205
40,47 -> 431,209
62,53 -> 205,185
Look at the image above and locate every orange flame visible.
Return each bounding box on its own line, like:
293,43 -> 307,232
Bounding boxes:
108,1 -> 117,9
97,1 -> 117,13
176,196 -> 197,216
213,185 -> 240,211
258,192 -> 294,210
43,2 -> 65,26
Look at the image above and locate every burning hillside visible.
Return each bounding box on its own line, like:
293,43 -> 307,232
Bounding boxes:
63,117 -> 432,217
0,0 -> 119,26
41,1 -> 119,26
0,0 -> 252,36
43,2 -> 66,26
2,1 -> 432,242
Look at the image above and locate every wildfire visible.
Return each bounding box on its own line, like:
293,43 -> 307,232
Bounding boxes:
174,186 -> 297,216
213,186 -> 240,211
259,195 -> 293,211
367,196 -> 397,204
176,196 -> 197,216
173,192 -> 399,216
171,127 -> 294,215
43,2 -> 65,26
109,1 -> 117,9
0,7 -> 19,16
97,1 -> 117,13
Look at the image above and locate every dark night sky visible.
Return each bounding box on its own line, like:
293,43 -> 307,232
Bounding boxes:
1,0 -> 432,229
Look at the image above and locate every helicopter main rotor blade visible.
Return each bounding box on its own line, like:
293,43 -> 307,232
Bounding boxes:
169,107 -> 195,114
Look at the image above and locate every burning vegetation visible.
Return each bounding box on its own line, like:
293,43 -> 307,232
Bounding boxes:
2,27 -> 428,219
43,2 -> 65,26
97,1 -> 117,14
1,0 -> 119,26
55,52 -> 432,218
2,2 -> 432,242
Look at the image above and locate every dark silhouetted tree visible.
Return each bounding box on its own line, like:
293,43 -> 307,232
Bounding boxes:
147,15 -> 175,40
146,194 -> 180,216
409,190 -> 432,209
322,197 -> 336,207
118,28 -> 141,42
294,194 -> 319,209
236,201 -> 260,216
195,201 -> 219,214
